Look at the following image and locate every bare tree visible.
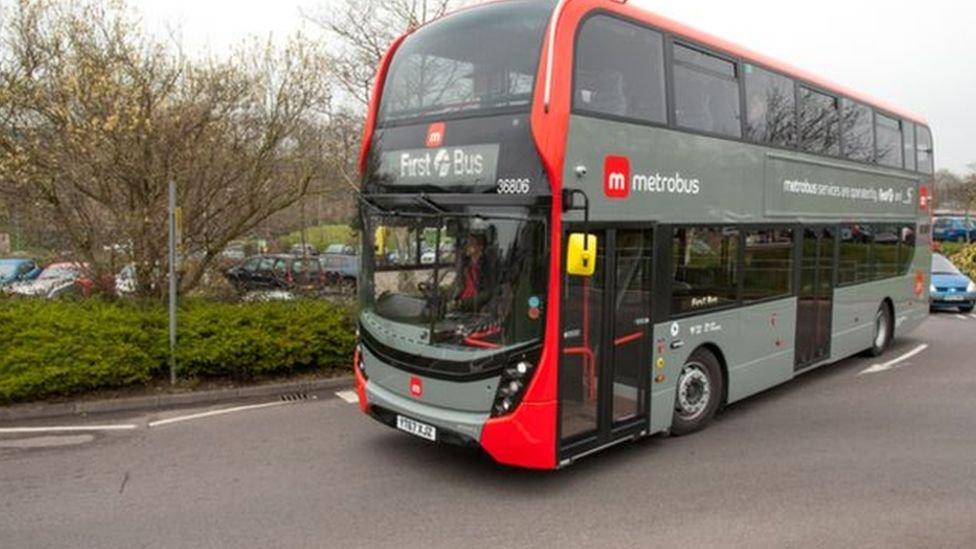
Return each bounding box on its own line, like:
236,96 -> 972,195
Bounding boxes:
303,0 -> 464,110
0,0 -> 336,297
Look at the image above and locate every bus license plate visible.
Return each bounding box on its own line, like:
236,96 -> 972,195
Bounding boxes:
397,415 -> 437,441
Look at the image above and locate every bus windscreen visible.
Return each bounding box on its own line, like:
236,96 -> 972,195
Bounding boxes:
378,0 -> 552,125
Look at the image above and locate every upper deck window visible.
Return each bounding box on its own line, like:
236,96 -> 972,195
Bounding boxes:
875,114 -> 904,169
673,44 -> 742,138
574,15 -> 667,124
841,99 -> 874,162
379,0 -> 552,125
917,126 -> 934,174
744,65 -> 796,147
799,87 -> 841,156
903,121 -> 917,171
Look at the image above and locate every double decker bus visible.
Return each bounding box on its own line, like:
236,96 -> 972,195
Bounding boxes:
353,0 -> 935,470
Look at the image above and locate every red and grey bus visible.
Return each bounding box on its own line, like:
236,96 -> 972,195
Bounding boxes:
352,0 -> 934,469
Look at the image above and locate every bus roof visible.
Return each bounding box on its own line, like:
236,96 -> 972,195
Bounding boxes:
586,1 -> 928,126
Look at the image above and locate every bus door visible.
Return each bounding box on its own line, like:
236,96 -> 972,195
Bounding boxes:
795,226 -> 836,369
559,227 -> 653,459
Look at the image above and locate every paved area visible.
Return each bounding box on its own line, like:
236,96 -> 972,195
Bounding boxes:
2,314 -> 976,548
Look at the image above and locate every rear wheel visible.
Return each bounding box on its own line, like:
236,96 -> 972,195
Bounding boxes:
671,348 -> 724,436
868,303 -> 893,357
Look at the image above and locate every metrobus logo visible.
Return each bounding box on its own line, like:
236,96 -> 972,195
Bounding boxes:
409,376 -> 423,398
603,155 -> 631,199
426,123 -> 445,148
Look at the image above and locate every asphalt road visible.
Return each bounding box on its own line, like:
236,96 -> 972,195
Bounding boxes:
2,314 -> 976,548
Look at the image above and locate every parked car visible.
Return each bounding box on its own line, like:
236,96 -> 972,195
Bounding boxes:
289,243 -> 318,257
0,258 -> 42,287
319,252 -> 359,291
224,254 -> 325,293
323,244 -> 356,256
930,254 -> 976,312
933,217 -> 976,243
5,262 -> 95,298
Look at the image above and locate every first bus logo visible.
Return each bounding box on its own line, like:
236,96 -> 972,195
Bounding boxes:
604,155 -> 631,199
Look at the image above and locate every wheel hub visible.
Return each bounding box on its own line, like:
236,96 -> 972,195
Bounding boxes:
676,363 -> 711,421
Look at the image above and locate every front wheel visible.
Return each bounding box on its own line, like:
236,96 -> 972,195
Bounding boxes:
868,303 -> 893,357
671,349 -> 724,437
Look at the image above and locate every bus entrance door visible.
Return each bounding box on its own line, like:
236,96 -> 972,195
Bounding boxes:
559,228 -> 653,461
795,226 -> 836,369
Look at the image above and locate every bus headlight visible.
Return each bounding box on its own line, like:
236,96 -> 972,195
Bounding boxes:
491,355 -> 539,418
356,344 -> 368,380
968,281 -> 976,293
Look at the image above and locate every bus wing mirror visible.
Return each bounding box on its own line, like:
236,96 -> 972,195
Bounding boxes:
567,233 -> 598,277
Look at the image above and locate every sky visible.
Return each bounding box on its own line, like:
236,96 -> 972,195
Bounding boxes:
131,0 -> 976,173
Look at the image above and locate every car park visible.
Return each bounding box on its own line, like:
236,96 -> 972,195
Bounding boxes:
0,258 -> 42,286
224,254 -> 325,293
933,217 -> 976,243
930,254 -> 976,312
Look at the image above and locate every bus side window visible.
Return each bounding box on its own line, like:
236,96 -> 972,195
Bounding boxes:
799,87 -> 841,156
744,65 -> 796,147
903,122 -> 917,172
673,44 -> 742,138
875,114 -> 904,169
842,99 -> 874,162
917,126 -> 934,174
573,15 -> 666,124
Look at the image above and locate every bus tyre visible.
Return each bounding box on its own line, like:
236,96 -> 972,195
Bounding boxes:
868,303 -> 893,357
671,349 -> 724,437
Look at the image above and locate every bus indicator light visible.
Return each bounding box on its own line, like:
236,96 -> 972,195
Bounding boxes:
426,122 -> 445,148
409,377 -> 424,398
603,155 -> 631,199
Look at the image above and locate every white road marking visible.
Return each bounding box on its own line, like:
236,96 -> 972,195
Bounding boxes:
147,401 -> 290,428
955,314 -> 968,320
0,425 -> 138,434
859,344 -> 930,376
335,391 -> 359,404
970,314 -> 976,320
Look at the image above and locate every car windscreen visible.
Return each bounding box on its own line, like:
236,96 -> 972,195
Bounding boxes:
932,255 -> 961,275
378,0 -> 552,125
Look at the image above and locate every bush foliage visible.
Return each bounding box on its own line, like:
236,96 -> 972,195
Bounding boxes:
949,244 -> 976,280
0,299 -> 356,404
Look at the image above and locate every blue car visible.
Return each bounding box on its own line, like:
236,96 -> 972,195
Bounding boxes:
932,217 -> 976,243
930,254 -> 976,312
0,258 -> 42,287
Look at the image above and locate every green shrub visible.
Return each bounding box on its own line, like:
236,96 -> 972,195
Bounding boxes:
0,298 -> 356,404
949,244 -> 976,280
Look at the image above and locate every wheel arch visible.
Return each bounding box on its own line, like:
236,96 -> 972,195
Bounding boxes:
696,342 -> 729,408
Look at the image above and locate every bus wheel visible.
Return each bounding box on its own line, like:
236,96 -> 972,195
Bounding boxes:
672,348 -> 724,436
869,303 -> 893,357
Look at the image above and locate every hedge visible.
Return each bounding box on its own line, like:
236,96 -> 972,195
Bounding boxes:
0,299 -> 356,404
949,244 -> 976,281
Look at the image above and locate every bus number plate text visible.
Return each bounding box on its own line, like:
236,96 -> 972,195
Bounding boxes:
397,415 -> 437,441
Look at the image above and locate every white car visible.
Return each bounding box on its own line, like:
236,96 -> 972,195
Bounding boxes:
6,263 -> 86,298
